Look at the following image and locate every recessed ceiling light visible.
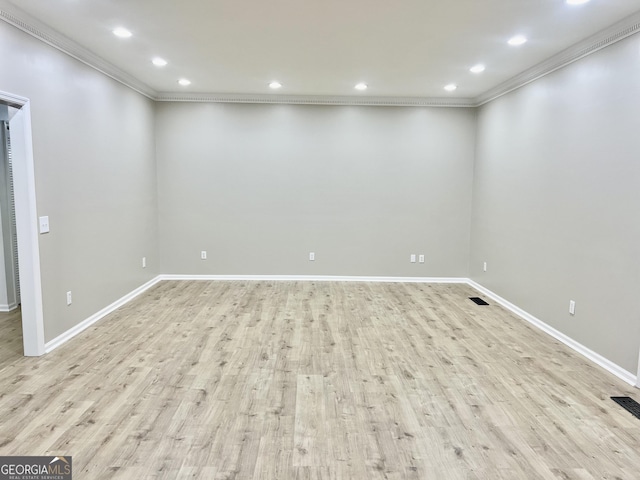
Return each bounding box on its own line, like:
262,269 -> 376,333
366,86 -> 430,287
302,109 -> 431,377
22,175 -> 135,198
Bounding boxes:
269,81 -> 282,89
178,78 -> 191,86
566,0 -> 589,4
470,64 -> 485,74
112,27 -> 132,38
508,35 -> 527,46
355,83 -> 368,91
152,57 -> 167,67
444,84 -> 457,92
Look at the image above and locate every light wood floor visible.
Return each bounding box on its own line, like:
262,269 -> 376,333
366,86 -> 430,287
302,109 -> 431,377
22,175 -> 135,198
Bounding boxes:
0,281 -> 639,479
0,306 -> 22,365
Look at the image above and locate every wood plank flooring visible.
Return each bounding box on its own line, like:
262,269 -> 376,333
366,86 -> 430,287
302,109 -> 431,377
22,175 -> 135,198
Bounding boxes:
0,281 -> 639,479
0,307 -> 22,365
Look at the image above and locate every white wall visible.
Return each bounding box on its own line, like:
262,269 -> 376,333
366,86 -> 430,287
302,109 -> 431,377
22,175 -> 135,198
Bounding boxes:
156,102 -> 476,277
0,22 -> 159,342
3,12 -> 639,380
470,33 -> 640,373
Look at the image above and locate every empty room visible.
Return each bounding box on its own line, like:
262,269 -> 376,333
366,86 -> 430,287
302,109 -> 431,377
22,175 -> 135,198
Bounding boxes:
1,0 -> 640,478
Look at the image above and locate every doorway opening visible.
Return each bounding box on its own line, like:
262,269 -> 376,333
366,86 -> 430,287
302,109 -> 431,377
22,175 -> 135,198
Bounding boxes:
0,106 -> 22,361
0,109 -> 21,309
0,91 -> 44,356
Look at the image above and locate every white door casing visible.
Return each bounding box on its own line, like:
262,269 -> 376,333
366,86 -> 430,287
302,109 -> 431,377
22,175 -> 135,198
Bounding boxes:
1,91 -> 45,356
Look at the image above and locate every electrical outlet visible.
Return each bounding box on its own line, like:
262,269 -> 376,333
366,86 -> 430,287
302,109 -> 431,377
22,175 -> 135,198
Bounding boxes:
410,254 -> 416,263
309,252 -> 315,261
418,254 -> 425,263
201,251 -> 207,260
66,291 -> 72,305
569,300 -> 576,315
483,261 -> 487,272
142,257 -> 146,268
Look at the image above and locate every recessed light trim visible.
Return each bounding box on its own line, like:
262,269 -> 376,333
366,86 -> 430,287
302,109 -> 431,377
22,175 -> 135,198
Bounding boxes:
269,81 -> 282,89
444,84 -> 457,92
470,64 -> 485,74
152,57 -> 167,67
355,83 -> 368,91
178,78 -> 191,86
112,27 -> 132,38
508,35 -> 527,46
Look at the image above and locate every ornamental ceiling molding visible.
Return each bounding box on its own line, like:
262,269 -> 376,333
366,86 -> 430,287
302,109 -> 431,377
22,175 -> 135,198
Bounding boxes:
1,1 -> 639,108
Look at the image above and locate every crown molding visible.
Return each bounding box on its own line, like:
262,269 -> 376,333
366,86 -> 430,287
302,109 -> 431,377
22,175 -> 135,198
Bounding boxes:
1,0 -> 639,108
154,92 -> 476,107
475,9 -> 640,106
0,1 -> 157,100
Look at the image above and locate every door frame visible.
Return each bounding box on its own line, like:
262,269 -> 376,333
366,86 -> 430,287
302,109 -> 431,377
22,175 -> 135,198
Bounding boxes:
1,90 -> 45,356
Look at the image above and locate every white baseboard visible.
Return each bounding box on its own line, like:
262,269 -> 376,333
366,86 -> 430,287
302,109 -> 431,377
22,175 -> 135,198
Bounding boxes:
0,301 -> 18,312
40,274 -> 638,388
41,274 -> 465,352
44,276 -> 162,353
159,274 -> 469,283
466,279 -> 637,387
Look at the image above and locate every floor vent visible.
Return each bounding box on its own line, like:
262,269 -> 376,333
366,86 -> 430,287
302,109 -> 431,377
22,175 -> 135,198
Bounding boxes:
469,297 -> 489,306
611,397 -> 640,419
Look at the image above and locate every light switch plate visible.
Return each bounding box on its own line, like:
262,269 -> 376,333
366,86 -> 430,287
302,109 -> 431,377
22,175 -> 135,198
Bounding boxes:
39,216 -> 50,234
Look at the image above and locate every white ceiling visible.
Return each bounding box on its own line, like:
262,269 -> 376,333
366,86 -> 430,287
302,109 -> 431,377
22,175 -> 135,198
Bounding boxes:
3,0 -> 640,99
